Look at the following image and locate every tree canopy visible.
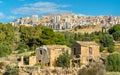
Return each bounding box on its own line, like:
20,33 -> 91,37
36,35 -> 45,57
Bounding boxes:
109,24 -> 120,34
100,33 -> 114,47
112,31 -> 120,41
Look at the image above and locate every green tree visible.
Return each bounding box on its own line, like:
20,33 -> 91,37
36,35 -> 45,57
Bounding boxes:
54,32 -> 66,45
37,27 -> 66,45
56,50 -> 72,68
19,25 -> 36,44
112,31 -> 120,41
109,24 -> 120,34
105,54 -> 120,72
100,34 -> 114,47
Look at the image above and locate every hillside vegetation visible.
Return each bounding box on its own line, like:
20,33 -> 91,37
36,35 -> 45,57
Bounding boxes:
0,23 -> 120,57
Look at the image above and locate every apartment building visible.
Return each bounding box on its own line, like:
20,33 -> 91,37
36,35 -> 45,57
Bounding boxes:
11,14 -> 120,30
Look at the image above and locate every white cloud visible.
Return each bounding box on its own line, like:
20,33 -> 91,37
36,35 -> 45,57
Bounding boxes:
12,2 -> 71,15
0,12 -> 16,20
6,16 -> 16,19
0,12 -> 5,19
77,13 -> 93,17
0,1 -> 2,4
78,14 -> 87,16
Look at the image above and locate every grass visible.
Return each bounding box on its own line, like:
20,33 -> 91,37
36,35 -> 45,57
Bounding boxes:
106,72 -> 120,75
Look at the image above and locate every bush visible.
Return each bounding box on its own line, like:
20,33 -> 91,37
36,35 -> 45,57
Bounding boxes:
108,45 -> 115,53
30,52 -> 35,56
109,24 -> 120,34
9,67 -> 19,75
17,43 -> 30,53
105,54 -> 120,72
112,31 -> 120,41
4,66 -> 19,75
0,45 -> 12,57
100,34 -> 114,47
56,50 -> 72,68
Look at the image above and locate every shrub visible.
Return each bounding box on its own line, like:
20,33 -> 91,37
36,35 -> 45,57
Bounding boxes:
56,50 -> 72,68
0,45 -> 12,57
112,31 -> 120,41
109,24 -> 120,34
4,66 -> 19,75
100,34 -> 114,47
108,45 -> 115,53
105,54 -> 120,72
17,43 -> 30,53
100,45 -> 104,52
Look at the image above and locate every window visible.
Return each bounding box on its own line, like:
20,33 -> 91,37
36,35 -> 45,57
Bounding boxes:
74,48 -> 76,55
89,47 -> 92,55
39,60 -> 41,63
40,50 -> 42,54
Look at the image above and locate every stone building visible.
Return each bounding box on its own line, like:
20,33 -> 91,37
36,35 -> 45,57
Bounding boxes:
36,45 -> 71,67
71,41 -> 100,66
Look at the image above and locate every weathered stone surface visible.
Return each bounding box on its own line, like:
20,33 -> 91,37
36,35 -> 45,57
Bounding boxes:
19,72 -> 30,75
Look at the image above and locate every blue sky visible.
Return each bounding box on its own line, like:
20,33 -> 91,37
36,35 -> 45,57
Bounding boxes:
0,0 -> 120,23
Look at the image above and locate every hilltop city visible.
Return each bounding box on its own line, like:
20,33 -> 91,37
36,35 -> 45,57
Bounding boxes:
11,14 -> 120,30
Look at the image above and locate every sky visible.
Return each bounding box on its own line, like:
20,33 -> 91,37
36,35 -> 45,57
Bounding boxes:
0,0 -> 120,23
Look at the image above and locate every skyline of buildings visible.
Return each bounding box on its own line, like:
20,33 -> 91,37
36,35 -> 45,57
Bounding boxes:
11,14 -> 120,30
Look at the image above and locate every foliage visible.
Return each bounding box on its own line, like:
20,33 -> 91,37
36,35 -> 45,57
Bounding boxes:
112,31 -> 120,41
100,33 -> 114,47
108,45 -> 115,53
30,52 -> 35,56
0,23 -> 67,56
20,25 -> 66,48
4,66 -> 19,75
100,45 -> 104,52
105,54 -> 120,72
37,27 -> 66,45
23,56 -> 29,65
0,22 -> 118,57
63,31 -> 103,47
0,23 -> 18,43
0,44 -> 12,57
109,24 -> 120,34
56,50 -> 72,68
17,43 -> 30,53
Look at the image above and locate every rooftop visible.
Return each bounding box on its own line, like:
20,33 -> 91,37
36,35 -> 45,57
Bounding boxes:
76,41 -> 99,46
